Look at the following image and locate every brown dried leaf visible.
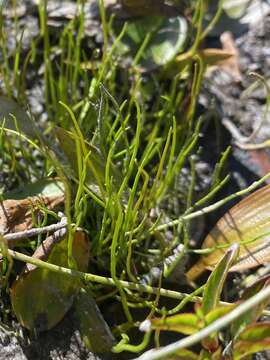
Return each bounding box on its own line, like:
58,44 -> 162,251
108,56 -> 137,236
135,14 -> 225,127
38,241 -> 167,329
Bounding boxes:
0,179 -> 65,235
247,150 -> 270,184
173,48 -> 234,74
198,48 -> 235,66
219,31 -> 242,82
187,184 -> 270,281
0,196 -> 64,234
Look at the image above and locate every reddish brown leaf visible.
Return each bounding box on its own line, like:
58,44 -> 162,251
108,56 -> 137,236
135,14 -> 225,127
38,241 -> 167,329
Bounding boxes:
0,196 -> 64,234
0,179 -> 64,234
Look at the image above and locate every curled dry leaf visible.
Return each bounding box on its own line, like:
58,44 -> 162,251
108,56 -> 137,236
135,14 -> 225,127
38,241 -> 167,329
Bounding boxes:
187,184 -> 270,281
198,48 -> 235,66
169,48 -> 234,77
0,179 -> 64,235
0,196 -> 63,234
11,230 -> 90,331
219,31 -> 242,82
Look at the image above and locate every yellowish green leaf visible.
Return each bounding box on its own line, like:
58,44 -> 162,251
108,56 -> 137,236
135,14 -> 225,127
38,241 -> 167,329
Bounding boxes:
4,178 -> 65,200
234,323 -> 270,359
231,276 -> 270,337
205,304 -> 236,325
202,244 -> 239,315
149,313 -> 199,335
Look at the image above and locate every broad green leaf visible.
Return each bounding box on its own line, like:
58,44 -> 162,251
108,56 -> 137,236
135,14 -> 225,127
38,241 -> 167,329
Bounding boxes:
234,340 -> 270,360
0,95 -> 36,137
200,306 -> 237,353
149,313 -> 199,335
4,178 -> 65,200
205,304 -> 236,325
234,323 -> 270,359
201,304 -> 236,353
114,15 -> 188,71
231,276 -> 270,337
200,246 -> 238,352
11,231 -> 90,331
238,322 -> 270,341
187,184 -> 270,281
74,288 -> 115,353
202,244 -> 239,315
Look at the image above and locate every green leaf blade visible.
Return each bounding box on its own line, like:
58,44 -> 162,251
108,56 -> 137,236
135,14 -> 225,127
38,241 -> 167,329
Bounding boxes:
202,244 -> 239,315
149,313 -> 199,335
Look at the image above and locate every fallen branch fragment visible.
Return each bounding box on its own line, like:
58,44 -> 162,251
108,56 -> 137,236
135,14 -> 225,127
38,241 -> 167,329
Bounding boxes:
0,194 -> 65,234
3,213 -> 68,245
5,247 -> 202,303
3,245 -> 270,320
